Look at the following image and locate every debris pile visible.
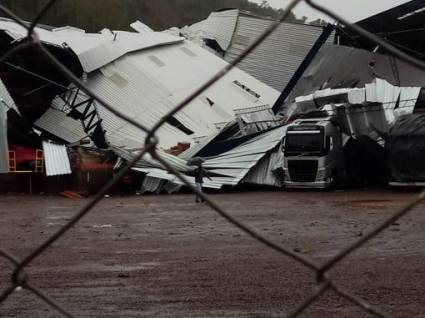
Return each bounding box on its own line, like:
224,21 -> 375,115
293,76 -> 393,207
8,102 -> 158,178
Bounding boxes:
1,0 -> 425,193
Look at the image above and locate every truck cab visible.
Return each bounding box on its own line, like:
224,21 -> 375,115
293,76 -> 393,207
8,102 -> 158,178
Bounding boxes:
282,116 -> 344,189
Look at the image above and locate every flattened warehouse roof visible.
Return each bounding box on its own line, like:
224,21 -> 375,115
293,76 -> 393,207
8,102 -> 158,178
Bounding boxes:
32,29 -> 279,150
0,18 -> 283,190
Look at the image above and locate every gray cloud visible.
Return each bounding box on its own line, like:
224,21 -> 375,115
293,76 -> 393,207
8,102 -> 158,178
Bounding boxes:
252,0 -> 410,22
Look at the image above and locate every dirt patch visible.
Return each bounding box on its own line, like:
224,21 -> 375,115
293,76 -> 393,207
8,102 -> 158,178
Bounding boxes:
344,199 -> 397,209
0,190 -> 424,317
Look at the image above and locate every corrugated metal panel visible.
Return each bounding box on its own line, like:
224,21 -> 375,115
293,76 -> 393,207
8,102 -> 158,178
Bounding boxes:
290,79 -> 421,138
365,78 -> 401,126
34,108 -> 87,143
42,141 -> 72,176
201,125 -> 286,186
80,39 -> 278,150
0,103 -> 8,173
0,78 -> 18,113
111,146 -> 190,173
133,167 -> 222,190
0,19 -> 183,73
396,87 -> 421,117
225,15 -> 334,91
200,9 -> 239,51
241,147 -> 283,187
140,175 -> 165,193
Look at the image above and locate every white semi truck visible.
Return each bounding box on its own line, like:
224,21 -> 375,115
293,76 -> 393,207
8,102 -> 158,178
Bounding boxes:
282,116 -> 345,188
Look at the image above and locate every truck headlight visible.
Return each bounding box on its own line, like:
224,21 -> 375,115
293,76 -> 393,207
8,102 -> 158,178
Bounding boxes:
316,169 -> 325,181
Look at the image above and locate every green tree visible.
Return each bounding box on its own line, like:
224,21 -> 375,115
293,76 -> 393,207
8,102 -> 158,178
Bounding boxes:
0,0 -> 304,32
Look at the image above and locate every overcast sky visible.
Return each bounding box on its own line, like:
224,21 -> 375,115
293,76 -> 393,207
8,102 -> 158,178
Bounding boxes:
252,0 -> 411,22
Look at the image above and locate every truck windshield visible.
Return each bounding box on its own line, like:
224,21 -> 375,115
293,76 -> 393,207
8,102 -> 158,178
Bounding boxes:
285,132 -> 324,154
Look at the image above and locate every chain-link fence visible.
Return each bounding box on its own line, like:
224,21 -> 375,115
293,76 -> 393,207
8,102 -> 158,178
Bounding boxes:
1,0 -> 425,317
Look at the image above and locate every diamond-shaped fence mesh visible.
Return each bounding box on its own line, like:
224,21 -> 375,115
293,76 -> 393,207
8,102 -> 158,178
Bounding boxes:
1,0 -> 425,317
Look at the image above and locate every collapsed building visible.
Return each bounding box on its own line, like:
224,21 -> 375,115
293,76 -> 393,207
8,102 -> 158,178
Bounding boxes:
1,0 -> 425,193
0,18 -> 287,193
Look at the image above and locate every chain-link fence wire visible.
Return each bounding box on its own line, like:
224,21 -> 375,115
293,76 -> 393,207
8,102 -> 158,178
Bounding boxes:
1,0 -> 425,317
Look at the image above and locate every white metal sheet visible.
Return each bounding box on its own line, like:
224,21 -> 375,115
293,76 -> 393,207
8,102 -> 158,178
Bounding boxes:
395,87 -> 421,118
42,141 -> 72,176
0,78 -> 18,113
199,9 -> 239,51
225,14 -> 334,91
0,103 -> 8,173
242,147 -> 283,187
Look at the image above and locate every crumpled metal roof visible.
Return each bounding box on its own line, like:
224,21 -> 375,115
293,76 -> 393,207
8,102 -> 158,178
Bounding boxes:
182,10 -> 333,91
132,167 -> 223,190
120,124 -> 286,191
281,44 -> 425,114
111,146 -> 191,173
130,125 -> 286,191
78,39 -> 279,150
199,9 -> 239,51
201,125 -> 286,186
225,14 -> 333,91
115,145 -> 223,190
241,146 -> 284,187
0,19 -> 183,73
5,19 -> 281,191
289,78 -> 421,138
42,141 -> 72,176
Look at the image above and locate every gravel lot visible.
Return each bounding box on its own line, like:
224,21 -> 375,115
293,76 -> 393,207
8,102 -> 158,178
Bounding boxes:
1,190 -> 425,317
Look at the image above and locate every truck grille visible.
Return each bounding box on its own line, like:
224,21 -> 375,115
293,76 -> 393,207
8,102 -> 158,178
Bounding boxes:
288,160 -> 318,182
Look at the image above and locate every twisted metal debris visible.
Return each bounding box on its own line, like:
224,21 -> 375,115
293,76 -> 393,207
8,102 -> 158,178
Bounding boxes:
1,0 -> 425,317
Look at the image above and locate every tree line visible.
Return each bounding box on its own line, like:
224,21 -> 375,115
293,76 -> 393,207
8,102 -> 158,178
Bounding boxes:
0,0 -> 305,32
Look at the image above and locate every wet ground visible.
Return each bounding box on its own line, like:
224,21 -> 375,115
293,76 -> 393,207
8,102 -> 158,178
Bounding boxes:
1,190 -> 425,317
